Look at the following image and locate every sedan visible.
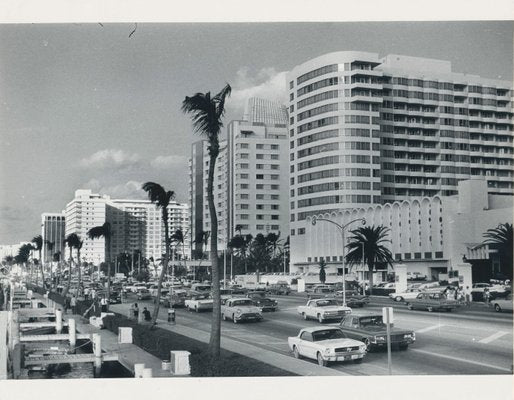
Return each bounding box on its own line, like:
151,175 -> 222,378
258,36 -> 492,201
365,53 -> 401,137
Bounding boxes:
492,294 -> 513,313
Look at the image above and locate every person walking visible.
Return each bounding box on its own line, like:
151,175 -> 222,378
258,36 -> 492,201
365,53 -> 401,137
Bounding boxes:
483,288 -> 491,306
70,295 -> 77,314
142,307 -> 151,321
132,303 -> 139,319
465,286 -> 471,307
84,287 -> 90,301
64,295 -> 71,314
100,296 -> 108,313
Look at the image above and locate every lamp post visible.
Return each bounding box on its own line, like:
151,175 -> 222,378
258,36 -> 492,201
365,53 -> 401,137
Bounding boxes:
311,216 -> 366,307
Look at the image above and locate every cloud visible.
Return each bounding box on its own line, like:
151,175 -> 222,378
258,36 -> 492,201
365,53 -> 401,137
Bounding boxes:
150,155 -> 188,170
228,67 -> 288,111
79,149 -> 141,169
82,179 -> 146,199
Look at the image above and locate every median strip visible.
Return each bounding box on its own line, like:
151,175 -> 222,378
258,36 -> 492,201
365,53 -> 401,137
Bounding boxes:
478,331 -> 509,344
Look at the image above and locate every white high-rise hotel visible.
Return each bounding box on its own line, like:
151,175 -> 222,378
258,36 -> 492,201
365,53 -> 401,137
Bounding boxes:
287,52 -> 513,271
64,189 -> 190,264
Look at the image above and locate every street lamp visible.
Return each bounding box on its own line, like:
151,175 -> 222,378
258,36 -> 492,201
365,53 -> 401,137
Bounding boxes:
312,216 -> 366,307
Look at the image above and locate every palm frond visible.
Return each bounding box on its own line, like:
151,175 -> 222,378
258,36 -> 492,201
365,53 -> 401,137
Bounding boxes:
213,83 -> 232,120
31,235 -> 43,251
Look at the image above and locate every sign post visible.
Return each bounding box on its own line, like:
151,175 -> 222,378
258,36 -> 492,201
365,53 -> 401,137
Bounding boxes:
382,307 -> 393,375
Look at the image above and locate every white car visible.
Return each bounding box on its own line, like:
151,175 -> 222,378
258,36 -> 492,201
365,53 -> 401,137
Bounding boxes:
184,292 -> 213,312
491,294 -> 513,313
418,282 -> 440,290
221,298 -> 263,323
297,298 -> 352,323
131,283 -> 147,293
288,326 -> 367,367
389,288 -> 422,302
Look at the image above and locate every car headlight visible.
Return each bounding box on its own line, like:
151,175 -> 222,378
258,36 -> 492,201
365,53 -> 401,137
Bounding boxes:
323,348 -> 332,356
375,336 -> 386,342
236,308 -> 242,315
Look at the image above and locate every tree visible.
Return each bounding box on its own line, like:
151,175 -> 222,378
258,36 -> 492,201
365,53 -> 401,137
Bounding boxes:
87,223 -> 112,308
75,239 -> 84,291
182,83 -> 231,358
142,181 -> 175,326
483,222 -> 513,280
265,232 -> 281,259
32,235 -> 44,287
345,225 -> 395,295
16,243 -> 34,283
170,229 -> 186,281
45,241 -> 55,288
63,233 -> 80,296
318,258 -> 327,284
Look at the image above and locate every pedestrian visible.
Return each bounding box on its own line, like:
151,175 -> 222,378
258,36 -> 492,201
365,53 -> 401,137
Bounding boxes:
465,286 -> 471,307
483,288 -> 491,305
84,287 -> 90,301
64,295 -> 71,314
142,307 -> 151,321
70,295 -> 77,314
454,287 -> 458,301
100,296 -> 108,313
132,302 -> 139,319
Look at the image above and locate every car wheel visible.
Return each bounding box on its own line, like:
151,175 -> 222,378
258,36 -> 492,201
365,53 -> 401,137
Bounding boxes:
293,346 -> 301,359
317,352 -> 328,367
494,304 -> 502,312
318,314 -> 324,324
302,312 -> 308,320
363,338 -> 372,352
353,358 -> 363,364
395,296 -> 403,302
399,343 -> 409,351
427,306 -> 434,312
232,314 -> 238,324
407,303 -> 413,310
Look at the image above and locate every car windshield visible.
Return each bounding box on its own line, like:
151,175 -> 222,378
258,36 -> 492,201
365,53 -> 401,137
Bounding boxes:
359,316 -> 385,327
232,300 -> 253,306
316,299 -> 339,307
312,329 -> 347,341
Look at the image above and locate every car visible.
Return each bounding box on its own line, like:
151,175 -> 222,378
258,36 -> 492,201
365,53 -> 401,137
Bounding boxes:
220,289 -> 234,302
131,283 -> 147,293
417,282 -> 441,291
160,289 -> 188,308
297,298 -> 352,323
288,326 -> 367,367
246,291 -> 278,311
389,288 -> 423,302
406,292 -> 458,312
339,312 -> 416,351
407,272 -> 427,281
266,282 -> 291,295
136,288 -> 152,300
229,285 -> 248,295
307,285 -> 335,299
185,292 -> 213,312
335,290 -> 369,307
221,298 -> 263,323
191,283 -> 211,292
491,294 -> 513,313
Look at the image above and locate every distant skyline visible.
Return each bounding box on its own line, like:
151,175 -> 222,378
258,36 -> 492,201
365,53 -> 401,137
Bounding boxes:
0,21 -> 512,243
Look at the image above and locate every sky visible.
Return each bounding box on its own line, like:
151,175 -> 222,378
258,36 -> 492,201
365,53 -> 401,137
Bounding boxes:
0,21 -> 512,244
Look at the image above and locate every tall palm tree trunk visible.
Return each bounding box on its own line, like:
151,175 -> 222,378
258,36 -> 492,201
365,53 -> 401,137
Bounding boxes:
106,237 -> 111,312
151,209 -> 169,326
207,153 -> 221,357
63,246 -> 73,297
39,249 -> 45,289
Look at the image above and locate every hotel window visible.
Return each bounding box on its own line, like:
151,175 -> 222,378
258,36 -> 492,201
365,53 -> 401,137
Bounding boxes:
256,174 -> 264,179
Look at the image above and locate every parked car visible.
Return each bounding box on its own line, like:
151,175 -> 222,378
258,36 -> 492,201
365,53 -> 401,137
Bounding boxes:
131,283 -> 147,293
185,292 -> 213,312
491,294 -> 513,313
407,272 -> 427,281
417,282 -> 441,291
136,288 -> 152,300
191,283 -> 211,293
288,326 -> 367,366
221,298 -> 263,323
297,298 -> 352,323
406,292 -> 458,312
246,291 -> 278,312
339,312 -> 416,351
266,282 -> 291,296
389,288 -> 422,302
229,285 -> 248,295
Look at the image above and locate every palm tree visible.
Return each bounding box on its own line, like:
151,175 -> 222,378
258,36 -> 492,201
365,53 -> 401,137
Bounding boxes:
32,235 -> 44,287
87,223 -> 112,308
266,231 -> 281,259
318,258 -> 327,284
63,233 -> 80,296
483,223 -> 513,280
182,83 -> 231,357
75,239 -> 84,293
170,229 -> 186,282
45,241 -> 55,288
142,182 -> 174,326
16,243 -> 34,284
345,225 -> 395,295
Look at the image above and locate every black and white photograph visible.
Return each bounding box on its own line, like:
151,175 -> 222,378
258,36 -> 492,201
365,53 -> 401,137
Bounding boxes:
0,1 -> 512,399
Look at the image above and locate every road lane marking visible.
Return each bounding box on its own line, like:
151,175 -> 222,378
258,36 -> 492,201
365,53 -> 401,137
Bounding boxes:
478,331 -> 509,344
410,349 -> 512,373
416,324 -> 445,333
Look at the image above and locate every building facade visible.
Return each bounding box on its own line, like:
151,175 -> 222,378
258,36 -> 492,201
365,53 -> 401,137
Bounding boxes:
287,51 -> 513,271
64,189 -> 190,265
291,179 -> 513,281
189,97 -> 290,253
41,212 -> 66,263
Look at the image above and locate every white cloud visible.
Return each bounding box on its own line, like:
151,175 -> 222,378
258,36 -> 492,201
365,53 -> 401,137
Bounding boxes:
228,67 -> 288,111
79,149 -> 141,169
150,155 -> 188,170
82,179 -> 145,199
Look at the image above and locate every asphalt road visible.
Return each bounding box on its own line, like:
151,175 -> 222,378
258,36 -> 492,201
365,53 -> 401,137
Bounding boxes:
116,293 -> 513,376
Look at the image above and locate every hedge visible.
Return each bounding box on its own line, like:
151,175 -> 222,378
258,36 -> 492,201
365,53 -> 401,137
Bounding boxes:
102,313 -> 295,377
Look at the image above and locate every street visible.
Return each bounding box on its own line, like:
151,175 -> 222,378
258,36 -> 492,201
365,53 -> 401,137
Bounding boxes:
113,293 -> 513,376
